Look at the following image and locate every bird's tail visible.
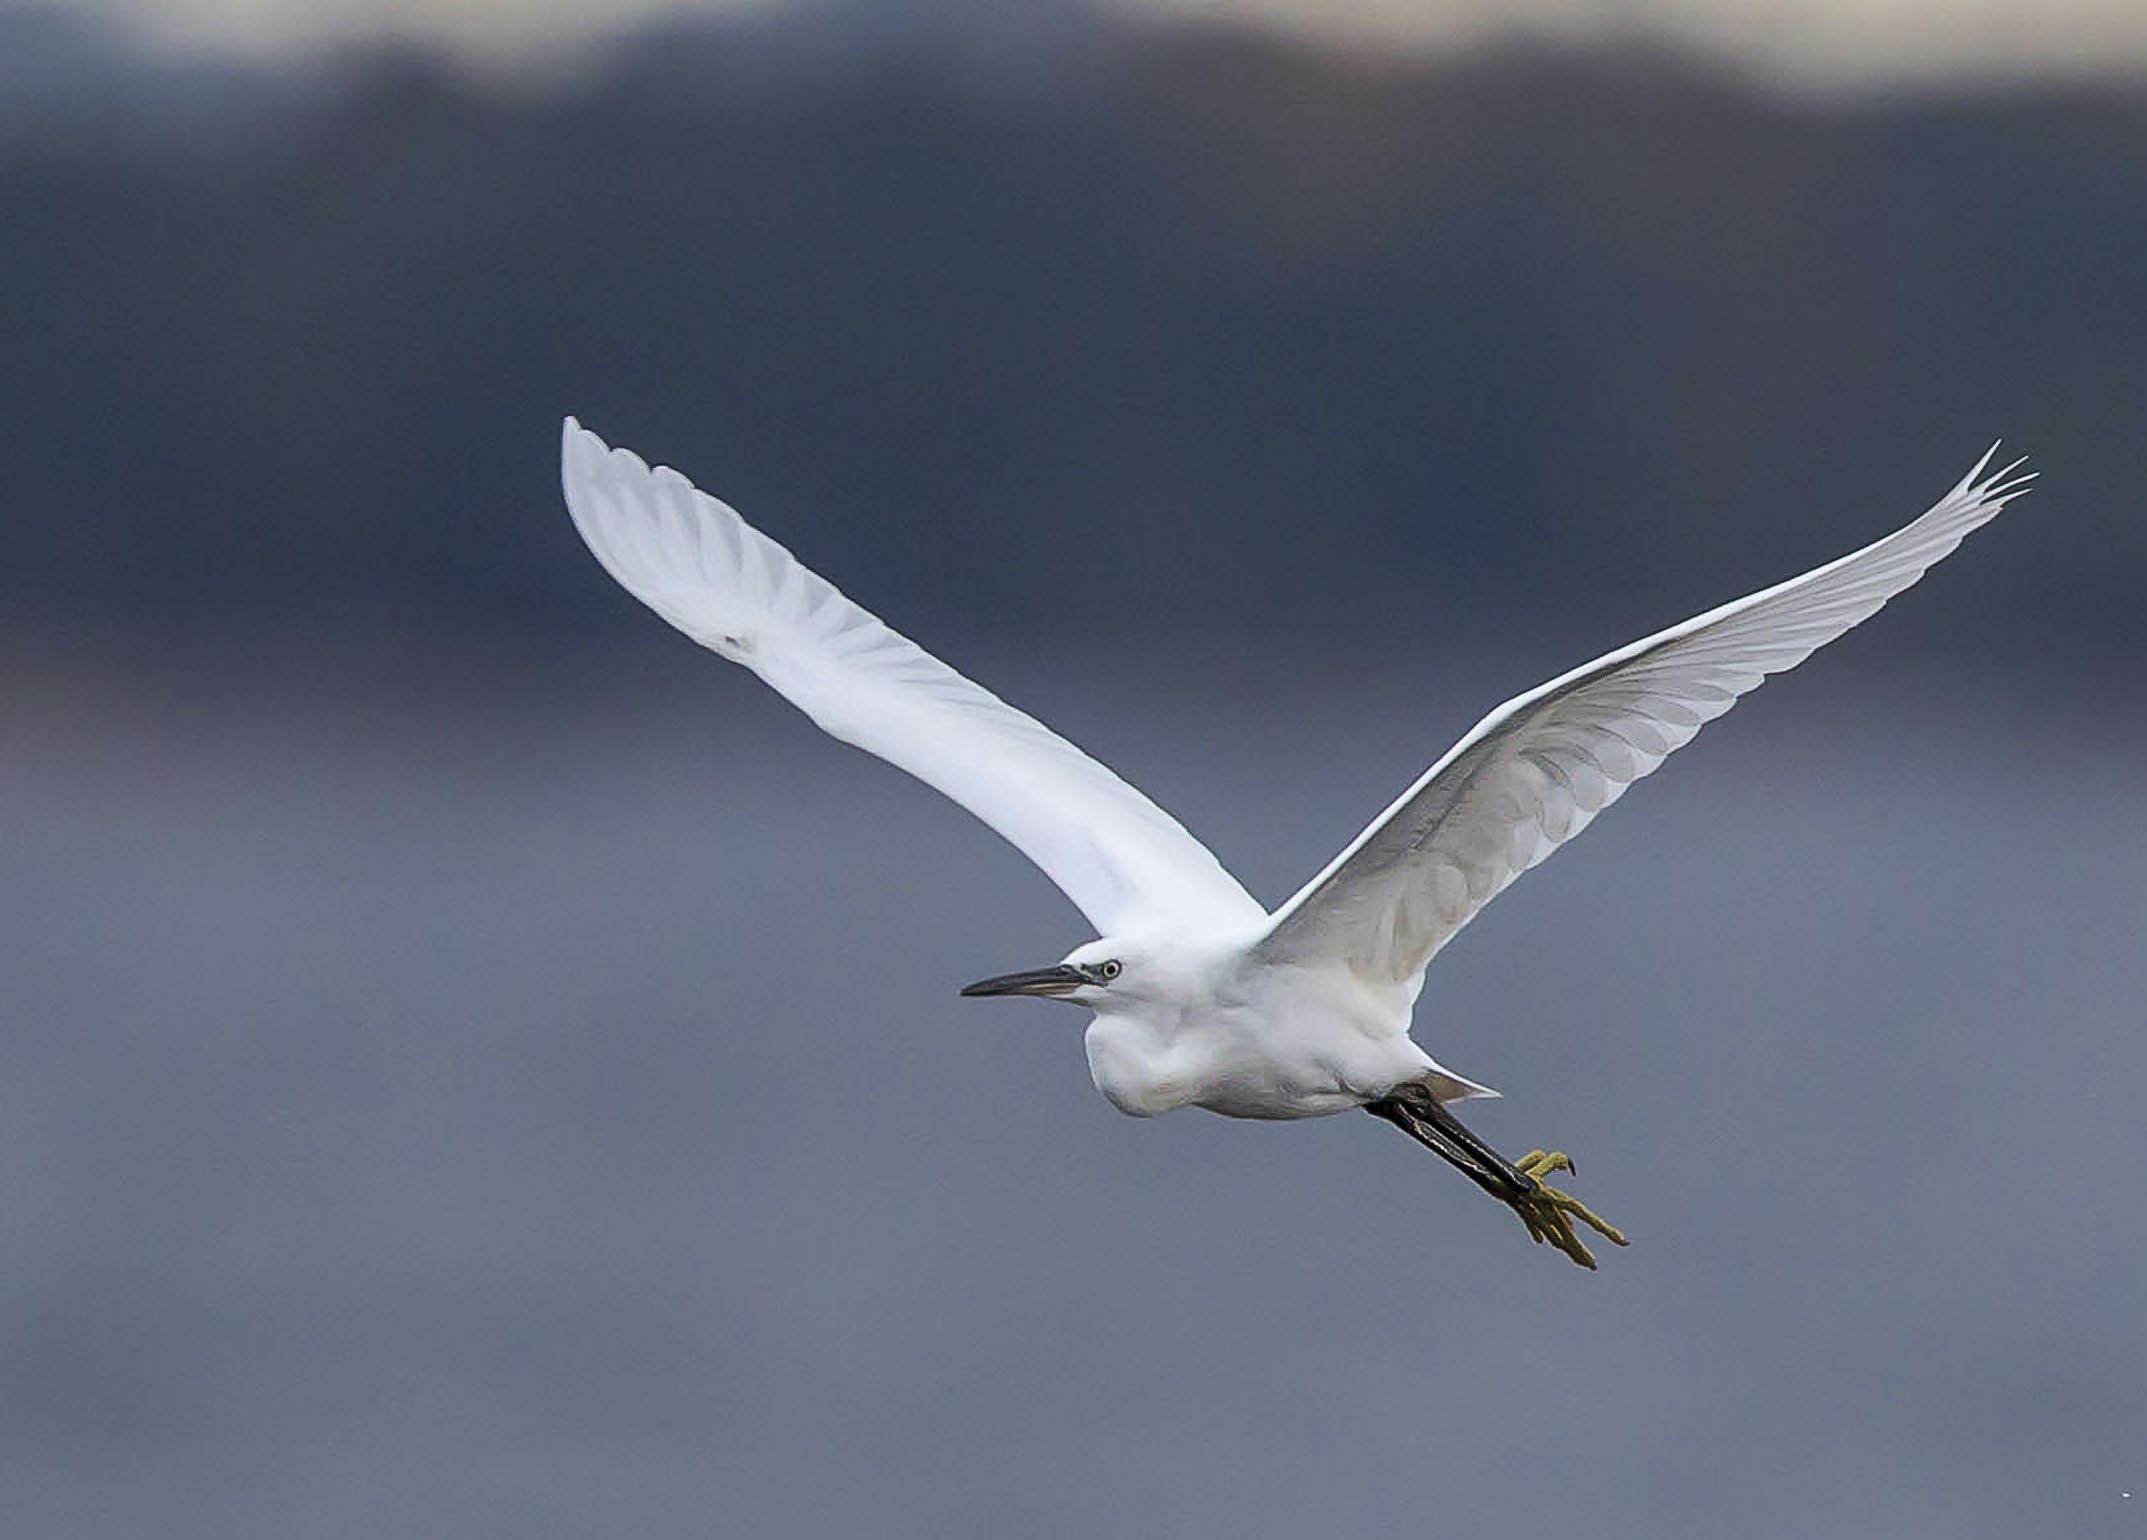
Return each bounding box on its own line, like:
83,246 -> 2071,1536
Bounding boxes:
1418,1060 -> 1500,1104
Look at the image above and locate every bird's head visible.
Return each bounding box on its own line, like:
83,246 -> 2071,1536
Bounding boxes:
959,936 -> 1150,1012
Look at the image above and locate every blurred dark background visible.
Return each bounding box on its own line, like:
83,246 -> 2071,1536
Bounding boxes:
4,0 -> 2143,659
3,3 -> 2143,1537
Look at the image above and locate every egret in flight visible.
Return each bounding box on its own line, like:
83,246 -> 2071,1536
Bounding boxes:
562,420 -> 2029,1267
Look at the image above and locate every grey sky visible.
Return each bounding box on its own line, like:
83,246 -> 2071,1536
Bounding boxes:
61,0 -> 2147,88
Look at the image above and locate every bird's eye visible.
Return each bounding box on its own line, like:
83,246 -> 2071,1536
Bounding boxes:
1097,960 -> 1122,981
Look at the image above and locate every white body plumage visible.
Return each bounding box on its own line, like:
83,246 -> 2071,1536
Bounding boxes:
1070,930 -> 1471,1119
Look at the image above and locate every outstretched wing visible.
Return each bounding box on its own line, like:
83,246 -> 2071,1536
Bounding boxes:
561,419 -> 1263,935
1256,449 -> 2034,983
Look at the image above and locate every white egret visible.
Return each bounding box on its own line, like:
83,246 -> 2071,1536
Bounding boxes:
562,419 -> 2030,1267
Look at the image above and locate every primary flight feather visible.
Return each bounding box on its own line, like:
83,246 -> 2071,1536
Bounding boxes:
562,418 -> 2031,1267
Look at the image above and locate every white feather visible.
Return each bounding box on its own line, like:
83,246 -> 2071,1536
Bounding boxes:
1256,448 -> 2035,983
565,420 -> 2027,1141
560,418 -> 1263,935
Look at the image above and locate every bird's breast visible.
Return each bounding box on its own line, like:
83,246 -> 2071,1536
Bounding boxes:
1081,982 -> 1420,1121
1082,1017 -> 1190,1117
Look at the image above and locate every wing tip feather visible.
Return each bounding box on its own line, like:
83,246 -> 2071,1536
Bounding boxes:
561,414 -> 604,467
1958,442 -> 2035,507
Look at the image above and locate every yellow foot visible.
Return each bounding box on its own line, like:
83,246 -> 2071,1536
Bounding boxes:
1507,1149 -> 1629,1270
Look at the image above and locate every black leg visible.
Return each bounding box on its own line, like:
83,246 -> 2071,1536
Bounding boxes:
1363,1096 -> 1528,1201
1410,1091 -> 1541,1197
1366,1083 -> 1629,1269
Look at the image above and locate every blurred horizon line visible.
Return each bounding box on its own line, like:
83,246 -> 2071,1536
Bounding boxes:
16,0 -> 2147,104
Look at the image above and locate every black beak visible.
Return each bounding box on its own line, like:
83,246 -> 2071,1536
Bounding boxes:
960,963 -> 1087,999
